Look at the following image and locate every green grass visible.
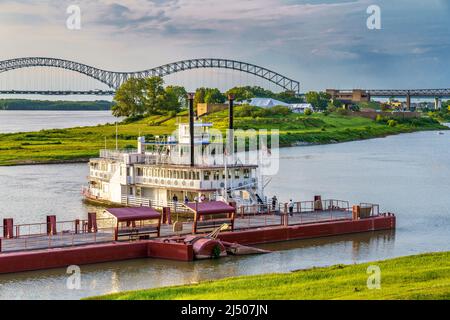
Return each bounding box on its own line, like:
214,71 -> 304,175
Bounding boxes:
0,109 -> 446,166
90,251 -> 450,300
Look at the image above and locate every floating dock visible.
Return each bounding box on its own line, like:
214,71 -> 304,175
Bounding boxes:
0,199 -> 395,274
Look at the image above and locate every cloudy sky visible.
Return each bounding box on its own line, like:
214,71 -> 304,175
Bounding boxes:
0,0 -> 449,91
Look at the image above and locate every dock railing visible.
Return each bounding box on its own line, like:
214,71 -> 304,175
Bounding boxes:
0,218 -> 117,253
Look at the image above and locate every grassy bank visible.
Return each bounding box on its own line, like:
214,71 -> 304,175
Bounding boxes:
91,251 -> 450,300
0,109 -> 446,166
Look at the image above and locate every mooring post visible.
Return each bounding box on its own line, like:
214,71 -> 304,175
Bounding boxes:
46,215 -> 57,236
3,218 -> 14,239
352,205 -> 361,221
88,212 -> 98,233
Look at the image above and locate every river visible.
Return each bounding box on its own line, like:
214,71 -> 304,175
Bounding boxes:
0,127 -> 449,299
0,110 -> 119,133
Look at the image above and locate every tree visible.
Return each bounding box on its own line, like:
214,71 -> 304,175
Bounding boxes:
112,78 -> 146,117
194,88 -> 207,107
275,91 -> 304,104
194,87 -> 226,106
226,87 -> 254,102
165,85 -> 187,111
113,77 -> 188,117
205,88 -> 226,104
143,77 -> 167,114
305,91 -> 330,111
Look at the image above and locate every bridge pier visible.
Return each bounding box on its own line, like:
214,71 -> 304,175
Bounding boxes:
434,97 -> 442,110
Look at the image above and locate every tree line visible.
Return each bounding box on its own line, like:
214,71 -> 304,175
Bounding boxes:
0,99 -> 112,111
112,76 -> 305,118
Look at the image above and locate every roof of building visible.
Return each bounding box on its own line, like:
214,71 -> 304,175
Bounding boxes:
184,201 -> 236,215
247,98 -> 290,108
106,207 -> 161,222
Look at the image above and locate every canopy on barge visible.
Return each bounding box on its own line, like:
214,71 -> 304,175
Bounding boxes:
105,207 -> 161,241
184,201 -> 236,234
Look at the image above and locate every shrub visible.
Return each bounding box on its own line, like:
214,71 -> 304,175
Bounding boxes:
387,119 -> 398,127
336,108 -> 349,116
270,105 -> 292,116
304,108 -> 313,116
376,115 -> 385,123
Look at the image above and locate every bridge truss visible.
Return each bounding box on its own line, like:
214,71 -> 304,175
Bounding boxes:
0,57 -> 301,94
368,89 -> 450,98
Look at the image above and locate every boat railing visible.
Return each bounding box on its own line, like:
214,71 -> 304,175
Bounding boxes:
0,218 -> 117,253
99,149 -> 138,160
122,195 -> 192,213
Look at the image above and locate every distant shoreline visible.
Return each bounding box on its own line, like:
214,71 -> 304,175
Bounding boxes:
0,98 -> 112,111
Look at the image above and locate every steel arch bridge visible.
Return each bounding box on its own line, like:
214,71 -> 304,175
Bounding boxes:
0,57 -> 300,94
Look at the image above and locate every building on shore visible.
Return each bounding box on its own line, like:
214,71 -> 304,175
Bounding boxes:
326,89 -> 370,105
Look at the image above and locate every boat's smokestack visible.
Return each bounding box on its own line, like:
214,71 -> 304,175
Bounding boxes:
188,93 -> 195,167
228,94 -> 235,130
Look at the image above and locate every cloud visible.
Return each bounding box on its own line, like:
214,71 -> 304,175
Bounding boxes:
0,0 -> 448,91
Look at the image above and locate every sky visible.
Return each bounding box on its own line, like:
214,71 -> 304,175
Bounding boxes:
0,0 -> 449,92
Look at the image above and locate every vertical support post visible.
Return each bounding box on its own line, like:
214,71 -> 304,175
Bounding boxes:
188,93 -> 195,167
46,215 -> 57,236
228,201 -> 237,231
228,94 -> 235,130
88,212 -> 98,233
283,203 -> 289,226
3,218 -> 14,239
352,205 -> 361,221
435,97 -> 442,110
406,92 -> 411,111
74,219 -> 80,234
162,207 -> 172,225
115,221 -> 119,241
193,201 -> 199,234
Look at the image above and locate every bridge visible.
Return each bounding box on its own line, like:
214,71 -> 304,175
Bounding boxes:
0,57 -> 301,94
327,89 -> 450,110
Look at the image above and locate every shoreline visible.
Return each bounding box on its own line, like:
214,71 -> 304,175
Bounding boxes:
1,126 -> 447,167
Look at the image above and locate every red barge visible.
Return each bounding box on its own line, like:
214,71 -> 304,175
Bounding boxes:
0,199 -> 395,274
